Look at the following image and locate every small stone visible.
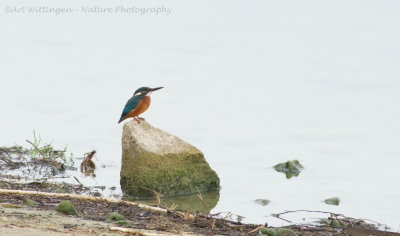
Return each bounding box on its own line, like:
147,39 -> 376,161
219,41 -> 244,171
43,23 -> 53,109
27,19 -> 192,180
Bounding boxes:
273,160 -> 304,179
323,197 -> 340,206
254,199 -> 271,206
55,200 -> 77,215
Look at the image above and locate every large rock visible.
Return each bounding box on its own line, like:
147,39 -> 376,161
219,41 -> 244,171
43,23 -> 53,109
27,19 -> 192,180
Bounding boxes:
120,120 -> 220,199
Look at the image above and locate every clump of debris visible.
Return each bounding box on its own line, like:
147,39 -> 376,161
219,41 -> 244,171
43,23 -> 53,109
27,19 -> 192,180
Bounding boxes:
0,132 -> 76,181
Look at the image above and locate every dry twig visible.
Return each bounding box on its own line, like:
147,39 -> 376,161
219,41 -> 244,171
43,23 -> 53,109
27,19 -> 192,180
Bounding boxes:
134,186 -> 162,206
247,225 -> 264,234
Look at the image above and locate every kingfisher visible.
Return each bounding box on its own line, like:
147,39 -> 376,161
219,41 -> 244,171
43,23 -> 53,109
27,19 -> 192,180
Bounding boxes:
118,87 -> 163,124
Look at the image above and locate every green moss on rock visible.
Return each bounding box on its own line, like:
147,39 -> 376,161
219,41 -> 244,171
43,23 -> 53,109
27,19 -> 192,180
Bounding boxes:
121,151 -> 219,198
55,200 -> 77,215
120,120 -> 220,199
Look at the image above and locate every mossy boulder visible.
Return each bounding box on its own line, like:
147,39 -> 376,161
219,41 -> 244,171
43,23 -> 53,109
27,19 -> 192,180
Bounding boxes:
120,120 -> 220,199
55,200 -> 77,215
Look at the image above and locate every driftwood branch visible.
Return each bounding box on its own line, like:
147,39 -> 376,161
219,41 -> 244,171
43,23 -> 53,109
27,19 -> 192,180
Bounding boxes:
0,188 -> 169,214
73,176 -> 83,186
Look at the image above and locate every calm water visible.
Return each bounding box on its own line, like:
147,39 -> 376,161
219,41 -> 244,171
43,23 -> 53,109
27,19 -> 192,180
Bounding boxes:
1,0 -> 400,231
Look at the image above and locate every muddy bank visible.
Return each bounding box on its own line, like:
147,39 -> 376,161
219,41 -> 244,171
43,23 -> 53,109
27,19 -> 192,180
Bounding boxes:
0,188 -> 257,235
0,206 -> 123,236
0,184 -> 398,236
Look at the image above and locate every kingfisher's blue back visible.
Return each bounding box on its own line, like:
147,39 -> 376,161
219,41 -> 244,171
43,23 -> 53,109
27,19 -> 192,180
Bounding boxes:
118,95 -> 141,123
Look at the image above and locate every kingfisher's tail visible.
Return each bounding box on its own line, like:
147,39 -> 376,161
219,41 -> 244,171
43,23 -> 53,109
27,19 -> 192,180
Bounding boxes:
118,114 -> 126,124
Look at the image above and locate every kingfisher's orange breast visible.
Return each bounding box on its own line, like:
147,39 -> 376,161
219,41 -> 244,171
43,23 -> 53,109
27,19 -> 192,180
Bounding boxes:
126,96 -> 151,118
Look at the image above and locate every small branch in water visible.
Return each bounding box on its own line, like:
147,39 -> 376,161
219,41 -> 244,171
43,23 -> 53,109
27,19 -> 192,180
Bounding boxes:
271,213 -> 292,223
274,209 -> 343,217
73,176 -> 83,186
271,209 -> 345,224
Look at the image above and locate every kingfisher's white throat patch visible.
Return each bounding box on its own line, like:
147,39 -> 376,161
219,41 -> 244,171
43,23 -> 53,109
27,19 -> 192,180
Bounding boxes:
134,90 -> 150,96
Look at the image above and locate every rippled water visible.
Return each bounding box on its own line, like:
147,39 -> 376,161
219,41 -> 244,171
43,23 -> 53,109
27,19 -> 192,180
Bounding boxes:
1,0 -> 400,231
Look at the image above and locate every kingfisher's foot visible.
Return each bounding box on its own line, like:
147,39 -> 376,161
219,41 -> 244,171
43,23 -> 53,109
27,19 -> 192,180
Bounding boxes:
134,117 -> 141,124
138,117 -> 145,120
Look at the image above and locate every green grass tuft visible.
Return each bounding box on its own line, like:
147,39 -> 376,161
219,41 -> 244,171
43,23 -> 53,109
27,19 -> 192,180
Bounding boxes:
22,197 -> 38,206
260,227 -> 296,236
115,220 -> 133,226
106,212 -> 125,222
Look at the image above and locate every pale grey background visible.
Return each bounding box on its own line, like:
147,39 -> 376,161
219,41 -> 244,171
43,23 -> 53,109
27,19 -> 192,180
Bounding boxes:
1,0 -> 399,230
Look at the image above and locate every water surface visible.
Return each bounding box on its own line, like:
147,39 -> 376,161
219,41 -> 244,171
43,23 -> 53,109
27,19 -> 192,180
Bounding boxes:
1,0 -> 400,231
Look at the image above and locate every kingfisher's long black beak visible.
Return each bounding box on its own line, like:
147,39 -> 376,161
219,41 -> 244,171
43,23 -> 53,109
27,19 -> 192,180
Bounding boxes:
151,87 -> 163,91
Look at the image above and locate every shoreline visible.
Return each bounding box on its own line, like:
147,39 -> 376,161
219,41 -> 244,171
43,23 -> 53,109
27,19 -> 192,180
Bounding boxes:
0,179 -> 398,235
